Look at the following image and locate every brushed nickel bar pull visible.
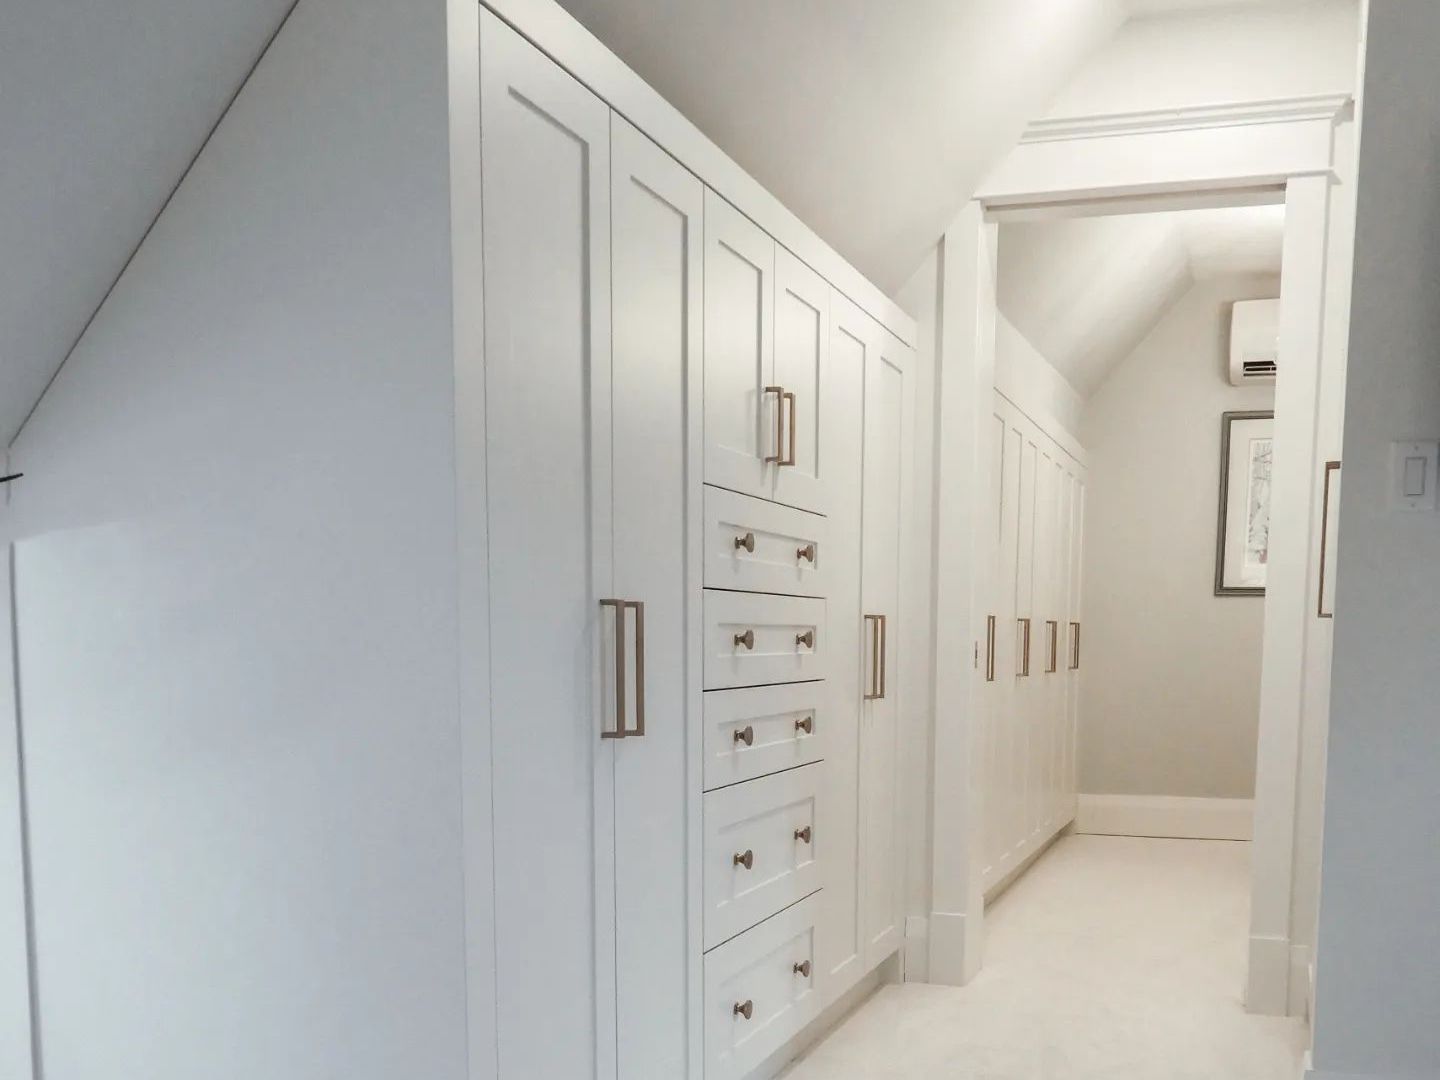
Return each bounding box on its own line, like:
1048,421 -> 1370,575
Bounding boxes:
600,599 -> 626,740
1046,620 -> 1059,674
985,615 -> 997,683
735,531 -> 756,553
599,599 -> 645,738
1318,460 -> 1341,619
632,600 -> 645,738
877,614 -> 888,700
734,725 -> 755,746
1069,621 -> 1081,671
1017,617 -> 1032,678
734,629 -> 755,651
764,385 -> 785,464
781,391 -> 798,467
797,543 -> 816,563
795,629 -> 815,650
863,615 -> 882,700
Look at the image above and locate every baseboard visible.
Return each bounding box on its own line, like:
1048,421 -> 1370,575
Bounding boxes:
1076,794 -> 1254,841
926,909 -> 978,986
1247,932 -> 1292,1015
903,915 -> 929,983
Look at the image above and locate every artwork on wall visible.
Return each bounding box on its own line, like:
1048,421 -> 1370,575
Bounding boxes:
1216,410 -> 1276,597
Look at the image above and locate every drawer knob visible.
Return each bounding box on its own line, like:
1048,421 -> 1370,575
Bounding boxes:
794,715 -> 813,735
733,849 -> 754,870
734,532 -> 756,553
733,725 -> 755,747
733,999 -> 754,1020
797,543 -> 816,563
794,825 -> 812,844
793,960 -> 812,978
795,629 -> 814,650
734,629 -> 755,650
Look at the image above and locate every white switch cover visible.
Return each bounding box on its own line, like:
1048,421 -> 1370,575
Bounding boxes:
1391,441 -> 1440,511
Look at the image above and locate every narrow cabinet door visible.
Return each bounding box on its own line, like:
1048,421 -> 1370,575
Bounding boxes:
815,292 -> 867,998
479,13 -> 612,1078
859,327 -> 911,971
772,249 -> 830,514
609,116 -> 702,1080
704,192 -> 777,501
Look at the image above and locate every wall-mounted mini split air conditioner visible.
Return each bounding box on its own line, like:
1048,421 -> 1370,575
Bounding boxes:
1229,298 -> 1280,386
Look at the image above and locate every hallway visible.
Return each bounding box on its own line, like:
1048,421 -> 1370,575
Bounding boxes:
781,835 -> 1307,1079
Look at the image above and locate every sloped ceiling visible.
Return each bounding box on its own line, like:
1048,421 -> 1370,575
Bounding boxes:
998,204 -> 1284,396
553,0 -> 1127,294
0,0 -> 295,447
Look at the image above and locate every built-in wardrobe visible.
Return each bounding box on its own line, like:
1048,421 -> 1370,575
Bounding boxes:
979,391 -> 1086,895
479,9 -> 914,1078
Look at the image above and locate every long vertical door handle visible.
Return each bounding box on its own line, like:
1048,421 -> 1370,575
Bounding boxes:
877,614 -> 888,700
764,385 -> 785,464
781,391 -> 798,467
863,614 -> 882,700
1046,620 -> 1059,674
599,599 -> 645,738
985,615 -> 997,683
1068,621 -> 1081,671
1017,617 -> 1032,678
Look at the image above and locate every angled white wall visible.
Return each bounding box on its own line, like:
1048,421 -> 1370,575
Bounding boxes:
0,0 -> 470,1076
1310,4 -> 1440,1077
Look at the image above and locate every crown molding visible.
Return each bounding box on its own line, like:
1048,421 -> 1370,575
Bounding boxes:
1022,93 -> 1354,144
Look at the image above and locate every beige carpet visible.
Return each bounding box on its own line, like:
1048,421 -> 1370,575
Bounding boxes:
780,835 -> 1307,1080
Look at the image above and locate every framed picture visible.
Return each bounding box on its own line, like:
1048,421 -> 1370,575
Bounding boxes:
1215,410 -> 1275,597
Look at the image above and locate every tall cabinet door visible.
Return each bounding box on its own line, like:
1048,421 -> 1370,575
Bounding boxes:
480,12 -> 612,1078
609,117 -> 702,1080
704,192 -> 776,501
815,293 -> 868,997
859,327 -> 911,970
772,250 -> 830,514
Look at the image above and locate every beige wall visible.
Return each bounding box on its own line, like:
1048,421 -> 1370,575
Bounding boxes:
1079,274 -> 1279,799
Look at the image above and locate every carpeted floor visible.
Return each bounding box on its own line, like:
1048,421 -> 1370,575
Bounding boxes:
780,834 -> 1307,1079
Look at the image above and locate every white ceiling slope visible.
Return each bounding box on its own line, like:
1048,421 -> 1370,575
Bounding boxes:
0,0 -> 295,447
999,204 -> 1284,396
554,0 -> 1127,294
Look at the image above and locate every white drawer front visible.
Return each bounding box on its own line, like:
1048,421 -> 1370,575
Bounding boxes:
704,683 -> 824,792
704,892 -> 822,1080
704,763 -> 822,949
705,486 -> 828,597
704,591 -> 825,690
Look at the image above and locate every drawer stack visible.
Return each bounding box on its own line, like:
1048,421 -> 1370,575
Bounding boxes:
701,486 -> 827,1078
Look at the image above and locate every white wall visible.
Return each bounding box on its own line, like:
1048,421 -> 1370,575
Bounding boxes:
1309,4 -> 1440,1076
1080,275 -> 1279,799
0,0 -> 470,1077
994,314 -> 1085,438
1048,0 -> 1360,118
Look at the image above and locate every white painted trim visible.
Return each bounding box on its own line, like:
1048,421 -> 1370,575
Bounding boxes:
1022,94 -> 1352,143
1075,795 -> 1254,841
478,0 -> 917,348
902,915 -> 929,984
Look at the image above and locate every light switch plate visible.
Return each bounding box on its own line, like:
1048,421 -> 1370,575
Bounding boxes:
1391,440 -> 1440,511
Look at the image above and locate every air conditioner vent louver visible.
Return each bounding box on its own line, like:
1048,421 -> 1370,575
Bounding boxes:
1230,299 -> 1280,386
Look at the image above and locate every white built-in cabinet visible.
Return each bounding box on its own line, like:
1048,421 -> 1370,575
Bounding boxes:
979,391 -> 1086,895
478,9 -> 912,1078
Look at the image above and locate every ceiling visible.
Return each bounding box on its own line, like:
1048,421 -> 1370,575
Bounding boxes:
553,0 -> 1127,294
0,0 -> 295,448
998,204 -> 1284,397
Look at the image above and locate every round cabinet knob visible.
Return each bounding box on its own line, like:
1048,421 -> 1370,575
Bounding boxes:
797,543 -> 816,563
734,532 -> 756,553
733,849 -> 754,870
795,630 -> 815,650
794,826 -> 812,844
794,715 -> 813,735
793,961 -> 812,978
733,725 -> 755,747
733,999 -> 754,1020
734,629 -> 755,651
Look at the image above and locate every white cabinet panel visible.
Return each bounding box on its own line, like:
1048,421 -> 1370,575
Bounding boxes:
479,15 -> 611,1077
705,192 -> 777,502
703,893 -> 822,1080
704,486 -> 827,598
772,249 -> 830,514
609,115 -> 702,1080
704,591 -> 826,690
704,683 -> 825,792
703,763 -> 823,948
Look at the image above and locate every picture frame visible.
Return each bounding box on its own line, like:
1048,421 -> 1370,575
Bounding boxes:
1215,410 -> 1276,597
